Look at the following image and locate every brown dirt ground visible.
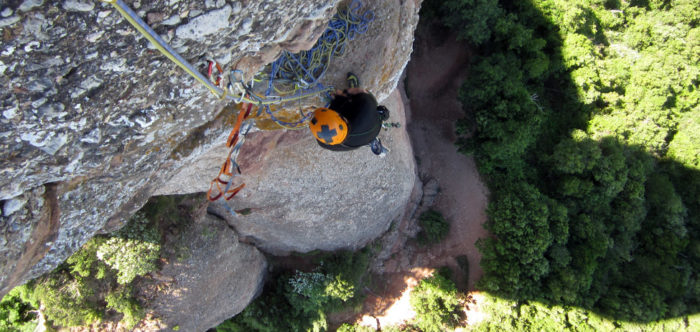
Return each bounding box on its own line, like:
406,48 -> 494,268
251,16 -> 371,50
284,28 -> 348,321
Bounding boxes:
331,22 -> 490,330
404,24 -> 488,293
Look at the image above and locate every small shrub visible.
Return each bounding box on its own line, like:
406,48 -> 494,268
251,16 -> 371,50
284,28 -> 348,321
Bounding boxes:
337,323 -> 375,332
286,269 -> 356,316
8,211 -> 162,330
96,213 -> 161,284
114,212 -> 161,244
287,271 -> 330,312
66,237 -> 109,279
105,287 -> 144,329
382,326 -> 414,332
0,288 -> 37,332
218,250 -> 371,331
417,210 -> 450,245
324,275 -> 355,302
410,272 -> 461,332
320,249 -> 370,312
216,280 -> 300,332
29,274 -> 102,327
97,238 -> 160,284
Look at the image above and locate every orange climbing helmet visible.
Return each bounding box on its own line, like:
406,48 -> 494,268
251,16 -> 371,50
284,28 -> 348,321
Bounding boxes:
309,108 -> 348,145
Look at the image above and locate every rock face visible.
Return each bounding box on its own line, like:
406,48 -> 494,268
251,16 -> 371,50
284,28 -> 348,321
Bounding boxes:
159,0 -> 422,254
0,0 -> 421,296
147,213 -> 266,331
191,88 -> 417,254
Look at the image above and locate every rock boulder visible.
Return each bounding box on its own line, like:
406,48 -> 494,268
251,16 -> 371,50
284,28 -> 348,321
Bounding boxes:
146,213 -> 266,331
197,88 -> 417,254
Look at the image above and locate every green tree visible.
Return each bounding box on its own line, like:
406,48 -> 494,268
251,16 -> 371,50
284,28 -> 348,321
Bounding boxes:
217,250 -> 371,331
26,273 -> 102,327
66,237 -> 109,279
440,0 -> 503,45
410,272 -> 461,332
96,213 -> 161,284
432,0 -> 699,323
417,210 -> 450,245
0,288 -> 37,332
105,287 -> 145,330
5,210 -> 163,330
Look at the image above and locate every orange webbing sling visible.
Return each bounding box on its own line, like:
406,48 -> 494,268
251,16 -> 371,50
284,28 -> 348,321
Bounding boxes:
207,103 -> 254,201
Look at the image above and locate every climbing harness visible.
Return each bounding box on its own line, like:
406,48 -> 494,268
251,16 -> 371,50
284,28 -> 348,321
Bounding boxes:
206,1 -> 373,207
98,0 -> 374,210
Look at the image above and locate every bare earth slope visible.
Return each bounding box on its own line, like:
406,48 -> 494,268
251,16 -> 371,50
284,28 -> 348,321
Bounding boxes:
405,25 -> 489,291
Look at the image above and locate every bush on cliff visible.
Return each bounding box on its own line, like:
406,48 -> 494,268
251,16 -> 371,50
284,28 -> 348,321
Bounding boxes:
410,270 -> 462,332
3,212 -> 162,329
417,210 -> 450,245
216,249 -> 371,331
0,288 -> 37,332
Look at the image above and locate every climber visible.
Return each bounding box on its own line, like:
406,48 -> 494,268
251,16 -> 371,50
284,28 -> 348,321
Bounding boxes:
309,73 -> 390,155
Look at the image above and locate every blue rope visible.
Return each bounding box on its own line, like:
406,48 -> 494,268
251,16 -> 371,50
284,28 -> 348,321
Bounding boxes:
251,0 -> 374,128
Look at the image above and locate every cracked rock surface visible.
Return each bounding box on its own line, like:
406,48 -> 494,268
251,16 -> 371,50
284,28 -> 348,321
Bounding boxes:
0,0 -> 341,295
0,0 -> 420,296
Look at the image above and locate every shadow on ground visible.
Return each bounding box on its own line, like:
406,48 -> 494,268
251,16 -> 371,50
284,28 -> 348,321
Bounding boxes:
419,0 -> 699,324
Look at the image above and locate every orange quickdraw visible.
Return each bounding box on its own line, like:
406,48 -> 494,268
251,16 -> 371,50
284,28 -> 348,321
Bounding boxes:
207,103 -> 254,202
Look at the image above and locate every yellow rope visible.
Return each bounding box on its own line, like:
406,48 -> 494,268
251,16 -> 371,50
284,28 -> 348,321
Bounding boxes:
100,0 -> 225,99
101,0 -> 332,106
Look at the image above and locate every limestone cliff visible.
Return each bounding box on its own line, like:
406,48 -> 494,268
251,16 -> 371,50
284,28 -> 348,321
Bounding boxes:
0,0 -> 421,303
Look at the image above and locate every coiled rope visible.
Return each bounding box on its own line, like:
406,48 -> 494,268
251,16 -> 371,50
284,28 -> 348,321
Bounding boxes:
230,0 -> 374,129
99,0 -> 373,117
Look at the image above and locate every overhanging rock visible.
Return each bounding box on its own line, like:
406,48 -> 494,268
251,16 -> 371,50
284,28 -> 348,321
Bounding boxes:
0,0 -> 348,295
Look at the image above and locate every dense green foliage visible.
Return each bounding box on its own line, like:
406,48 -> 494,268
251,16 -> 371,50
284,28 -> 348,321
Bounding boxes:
105,286 -> 144,329
337,324 -> 413,332
417,210 -> 450,245
2,212 -> 161,329
472,293 -> 700,331
216,250 -> 371,332
338,268 -> 463,332
336,323 -> 376,332
96,213 -> 161,284
0,288 -> 37,332
430,0 -> 699,323
410,271 -> 462,332
23,271 -> 104,327
336,270 -> 462,332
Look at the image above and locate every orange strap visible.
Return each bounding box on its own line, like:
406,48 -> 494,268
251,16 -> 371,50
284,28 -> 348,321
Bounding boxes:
207,103 -> 254,202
